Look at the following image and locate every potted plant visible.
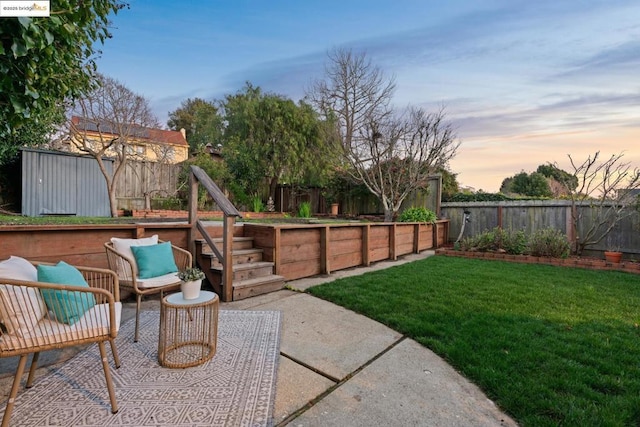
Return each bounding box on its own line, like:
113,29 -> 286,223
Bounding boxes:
604,235 -> 623,263
177,267 -> 205,299
604,249 -> 623,263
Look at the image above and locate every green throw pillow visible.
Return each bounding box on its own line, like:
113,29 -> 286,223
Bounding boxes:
37,261 -> 96,325
130,241 -> 178,279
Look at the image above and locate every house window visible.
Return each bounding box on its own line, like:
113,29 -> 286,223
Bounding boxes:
127,144 -> 146,156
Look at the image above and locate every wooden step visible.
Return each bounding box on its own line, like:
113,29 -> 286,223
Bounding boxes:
201,248 -> 264,265
232,275 -> 286,300
211,261 -> 275,281
196,237 -> 254,252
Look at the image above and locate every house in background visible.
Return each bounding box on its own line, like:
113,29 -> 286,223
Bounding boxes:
61,116 -> 189,164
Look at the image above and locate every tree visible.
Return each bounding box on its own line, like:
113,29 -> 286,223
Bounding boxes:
559,151 -> 640,255
167,98 -> 223,155
221,83 -> 334,206
65,74 -> 159,217
0,1 -> 127,164
308,48 -> 459,221
536,163 -> 578,197
307,48 -> 395,152
437,167 -> 460,201
510,171 -> 552,197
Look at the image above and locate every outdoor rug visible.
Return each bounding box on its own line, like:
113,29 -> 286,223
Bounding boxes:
2,310 -> 282,427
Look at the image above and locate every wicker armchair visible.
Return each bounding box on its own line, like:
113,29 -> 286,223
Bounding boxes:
105,239 -> 192,342
0,260 -> 121,427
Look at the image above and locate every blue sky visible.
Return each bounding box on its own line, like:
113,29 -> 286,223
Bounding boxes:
96,0 -> 640,192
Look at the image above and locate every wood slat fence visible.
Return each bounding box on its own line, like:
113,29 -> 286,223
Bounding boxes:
441,200 -> 640,259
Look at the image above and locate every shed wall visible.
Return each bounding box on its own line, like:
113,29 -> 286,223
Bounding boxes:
21,149 -> 112,217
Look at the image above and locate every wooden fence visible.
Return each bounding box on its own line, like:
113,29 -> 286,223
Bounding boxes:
441,201 -> 640,259
114,161 -> 182,210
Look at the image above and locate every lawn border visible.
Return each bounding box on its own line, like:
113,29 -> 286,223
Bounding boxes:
436,248 -> 640,274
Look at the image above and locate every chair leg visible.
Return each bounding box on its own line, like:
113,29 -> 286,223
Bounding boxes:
98,341 -> 118,414
109,339 -> 121,369
134,294 -> 142,342
25,352 -> 40,388
1,354 -> 28,427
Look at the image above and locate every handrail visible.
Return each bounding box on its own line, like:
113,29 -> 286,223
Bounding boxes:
188,165 -> 241,302
190,165 -> 241,217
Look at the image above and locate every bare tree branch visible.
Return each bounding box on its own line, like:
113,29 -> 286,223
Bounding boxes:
65,74 -> 159,216
561,151 -> 640,255
307,49 -> 459,221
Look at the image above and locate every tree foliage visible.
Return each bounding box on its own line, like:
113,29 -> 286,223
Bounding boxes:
221,83 -> 338,206
167,98 -> 223,155
0,1 -> 127,163
509,171 -> 552,197
437,167 -> 460,200
307,49 -> 459,221
64,74 -> 159,217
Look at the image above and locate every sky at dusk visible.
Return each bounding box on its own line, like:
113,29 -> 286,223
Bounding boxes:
96,0 -> 640,192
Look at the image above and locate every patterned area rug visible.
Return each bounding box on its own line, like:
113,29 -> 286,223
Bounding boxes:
3,310 -> 281,426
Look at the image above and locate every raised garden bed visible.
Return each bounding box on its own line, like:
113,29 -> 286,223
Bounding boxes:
436,248 -> 640,274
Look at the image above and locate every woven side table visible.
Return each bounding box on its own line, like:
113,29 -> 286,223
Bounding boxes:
158,290 -> 219,368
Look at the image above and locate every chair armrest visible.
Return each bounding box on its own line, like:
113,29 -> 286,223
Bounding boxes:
104,242 -> 137,282
171,245 -> 192,271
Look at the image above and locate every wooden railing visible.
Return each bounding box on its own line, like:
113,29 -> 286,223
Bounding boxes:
188,165 -> 241,302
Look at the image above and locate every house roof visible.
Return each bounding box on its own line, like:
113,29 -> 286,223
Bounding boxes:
71,116 -> 188,147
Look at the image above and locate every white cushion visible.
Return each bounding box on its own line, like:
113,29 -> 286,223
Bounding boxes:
0,256 -> 47,336
110,235 -> 158,277
0,256 -> 37,281
136,272 -> 181,289
0,302 -> 121,351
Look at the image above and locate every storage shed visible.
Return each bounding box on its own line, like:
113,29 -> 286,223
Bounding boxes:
21,148 -> 113,217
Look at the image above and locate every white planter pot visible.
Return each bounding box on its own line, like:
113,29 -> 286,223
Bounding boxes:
181,280 -> 202,300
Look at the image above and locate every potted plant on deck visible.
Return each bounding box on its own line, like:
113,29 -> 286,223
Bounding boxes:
178,267 -> 205,299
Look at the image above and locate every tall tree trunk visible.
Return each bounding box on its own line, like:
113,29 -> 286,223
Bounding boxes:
269,176 -> 278,205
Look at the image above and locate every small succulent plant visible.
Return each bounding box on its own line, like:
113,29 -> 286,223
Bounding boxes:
177,267 -> 205,282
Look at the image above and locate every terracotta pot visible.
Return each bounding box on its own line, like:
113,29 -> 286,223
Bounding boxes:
604,251 -> 623,263
330,203 -> 339,215
181,279 -> 202,300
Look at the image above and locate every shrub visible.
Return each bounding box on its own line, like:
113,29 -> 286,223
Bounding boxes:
151,196 -> 183,210
398,207 -> 437,223
251,196 -> 264,213
500,229 -> 528,255
297,202 -> 312,218
459,227 -> 528,255
528,228 -> 571,258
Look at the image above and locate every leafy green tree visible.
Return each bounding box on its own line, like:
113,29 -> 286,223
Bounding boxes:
437,167 -> 460,200
503,171 -> 552,197
0,1 -> 127,164
167,98 -> 223,155
536,163 -> 578,195
221,83 -> 335,205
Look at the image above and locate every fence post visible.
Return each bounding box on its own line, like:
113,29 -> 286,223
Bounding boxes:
320,226 -> 330,274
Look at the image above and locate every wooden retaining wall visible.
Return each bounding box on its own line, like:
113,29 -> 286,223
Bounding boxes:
0,220 -> 448,282
243,220 -> 449,281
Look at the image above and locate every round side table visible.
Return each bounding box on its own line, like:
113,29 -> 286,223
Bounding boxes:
158,290 -> 219,368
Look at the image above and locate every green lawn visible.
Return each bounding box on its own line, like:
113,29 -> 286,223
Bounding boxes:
307,256 -> 640,427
